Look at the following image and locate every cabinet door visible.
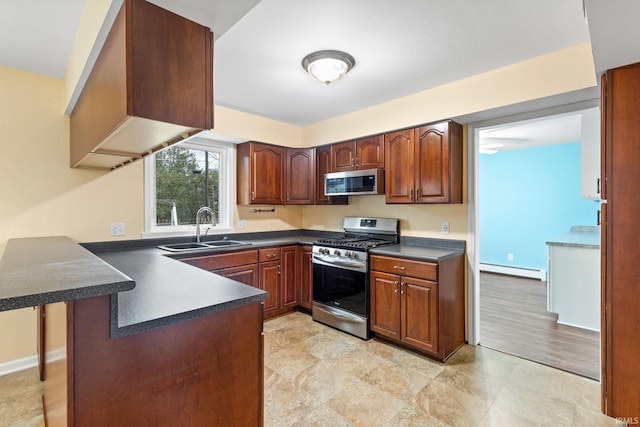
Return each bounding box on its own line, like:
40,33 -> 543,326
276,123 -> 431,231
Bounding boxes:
251,143 -> 285,205
281,246 -> 299,309
384,129 -> 414,203
401,277 -> 438,353
221,264 -> 258,288
331,141 -> 357,172
299,246 -> 313,309
370,271 -> 401,339
414,121 -> 462,204
259,260 -> 281,314
356,135 -> 384,169
285,148 -> 315,205
315,146 -> 348,205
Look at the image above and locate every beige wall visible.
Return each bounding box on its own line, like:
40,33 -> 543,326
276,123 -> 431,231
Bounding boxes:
0,66 -> 144,366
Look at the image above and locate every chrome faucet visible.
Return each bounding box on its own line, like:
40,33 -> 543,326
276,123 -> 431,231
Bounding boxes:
195,206 -> 215,243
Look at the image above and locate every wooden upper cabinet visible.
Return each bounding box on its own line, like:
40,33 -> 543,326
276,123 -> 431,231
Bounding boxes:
315,145 -> 348,205
237,142 -> 285,205
331,136 -> 384,172
414,121 -> 462,203
285,148 -> 315,205
356,135 -> 385,170
384,129 -> 415,203
331,141 -> 357,172
70,0 -> 213,170
385,121 -> 462,204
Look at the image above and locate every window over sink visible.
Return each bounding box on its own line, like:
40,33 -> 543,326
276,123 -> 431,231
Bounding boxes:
144,139 -> 234,238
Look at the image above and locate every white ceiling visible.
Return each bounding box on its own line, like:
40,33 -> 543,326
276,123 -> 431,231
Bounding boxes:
1,0 -> 639,128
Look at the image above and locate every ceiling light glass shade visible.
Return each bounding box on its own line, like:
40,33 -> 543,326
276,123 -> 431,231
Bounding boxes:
302,50 -> 355,85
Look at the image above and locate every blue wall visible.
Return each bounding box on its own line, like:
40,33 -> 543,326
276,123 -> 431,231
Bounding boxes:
479,142 -> 599,271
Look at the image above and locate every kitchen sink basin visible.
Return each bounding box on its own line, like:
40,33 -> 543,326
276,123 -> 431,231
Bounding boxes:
158,240 -> 250,252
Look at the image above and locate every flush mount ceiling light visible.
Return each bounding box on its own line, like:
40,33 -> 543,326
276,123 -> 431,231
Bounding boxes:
301,50 -> 355,85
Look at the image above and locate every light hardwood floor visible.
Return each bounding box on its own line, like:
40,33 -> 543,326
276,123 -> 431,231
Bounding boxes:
479,272 -> 600,380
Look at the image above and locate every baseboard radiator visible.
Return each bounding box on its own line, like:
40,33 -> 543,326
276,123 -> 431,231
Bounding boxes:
480,263 -> 547,281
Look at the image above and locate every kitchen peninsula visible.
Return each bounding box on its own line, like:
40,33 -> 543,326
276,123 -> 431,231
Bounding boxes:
0,236 -> 267,426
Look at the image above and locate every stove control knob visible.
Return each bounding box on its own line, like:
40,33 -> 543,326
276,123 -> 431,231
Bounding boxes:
351,252 -> 358,259
333,249 -> 341,256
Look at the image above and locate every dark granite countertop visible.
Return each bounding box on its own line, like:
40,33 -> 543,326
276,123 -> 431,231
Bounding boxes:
95,247 -> 267,338
1,230 -> 466,338
546,226 -> 600,249
370,236 -> 465,262
0,236 -> 134,311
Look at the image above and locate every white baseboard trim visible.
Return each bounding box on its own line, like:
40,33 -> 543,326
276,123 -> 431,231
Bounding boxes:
480,263 -> 547,281
0,355 -> 38,377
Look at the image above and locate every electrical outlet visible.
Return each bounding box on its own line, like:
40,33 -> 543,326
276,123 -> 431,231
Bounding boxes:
110,223 -> 126,236
441,222 -> 450,234
238,220 -> 246,229
508,253 -> 514,261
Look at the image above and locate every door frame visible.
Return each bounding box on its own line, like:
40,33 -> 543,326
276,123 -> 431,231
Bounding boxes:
466,99 -> 599,345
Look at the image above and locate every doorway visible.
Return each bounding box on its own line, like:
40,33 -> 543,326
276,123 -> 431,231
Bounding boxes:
468,105 -> 601,379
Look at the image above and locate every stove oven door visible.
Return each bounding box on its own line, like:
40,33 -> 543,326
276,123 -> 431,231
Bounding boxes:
312,262 -> 368,316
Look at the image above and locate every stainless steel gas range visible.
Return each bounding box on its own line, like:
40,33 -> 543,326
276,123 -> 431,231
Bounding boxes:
312,217 -> 399,339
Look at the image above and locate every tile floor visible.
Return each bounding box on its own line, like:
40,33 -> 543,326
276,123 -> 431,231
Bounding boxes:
0,311 -> 620,426
263,312 -> 617,427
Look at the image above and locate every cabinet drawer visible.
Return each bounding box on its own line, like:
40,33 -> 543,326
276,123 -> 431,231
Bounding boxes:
259,247 -> 281,262
370,255 -> 437,281
181,250 -> 259,271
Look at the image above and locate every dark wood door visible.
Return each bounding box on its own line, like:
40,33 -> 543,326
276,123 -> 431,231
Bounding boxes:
285,148 -> 314,205
259,260 -> 281,314
601,62 -> 640,418
384,129 -> 414,203
220,264 -> 258,288
331,140 -> 357,172
356,135 -> 384,169
281,246 -> 299,309
401,277 -> 438,354
414,121 -> 462,204
251,143 -> 285,205
299,246 -> 313,310
370,271 -> 401,339
315,146 -> 348,205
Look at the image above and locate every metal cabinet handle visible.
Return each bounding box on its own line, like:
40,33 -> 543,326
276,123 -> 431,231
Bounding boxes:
393,265 -> 406,271
287,192 -> 290,201
409,188 -> 413,200
277,265 -> 281,275
267,253 -> 276,258
355,157 -> 359,167
400,282 -> 406,294
597,210 -> 601,226
251,191 -> 255,200
394,281 -> 399,293
597,178 -> 601,194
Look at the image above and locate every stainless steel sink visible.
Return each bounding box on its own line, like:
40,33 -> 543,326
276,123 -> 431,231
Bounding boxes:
203,240 -> 248,247
158,240 -> 250,252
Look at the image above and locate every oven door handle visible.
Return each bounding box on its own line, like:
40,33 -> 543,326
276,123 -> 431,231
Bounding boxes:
312,254 -> 366,272
313,304 -> 366,324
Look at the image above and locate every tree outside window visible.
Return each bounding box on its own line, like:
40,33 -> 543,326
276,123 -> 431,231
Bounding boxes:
155,146 -> 220,227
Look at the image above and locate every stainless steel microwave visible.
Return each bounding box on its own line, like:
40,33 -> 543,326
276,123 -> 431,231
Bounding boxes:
324,168 -> 385,196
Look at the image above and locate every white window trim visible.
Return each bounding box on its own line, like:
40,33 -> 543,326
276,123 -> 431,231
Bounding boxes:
142,139 -> 236,239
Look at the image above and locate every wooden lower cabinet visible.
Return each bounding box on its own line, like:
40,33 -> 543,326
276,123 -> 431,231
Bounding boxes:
299,246 -> 313,310
370,253 -> 464,361
281,246 -> 300,309
43,297 -> 264,426
220,264 -> 259,288
259,259 -> 281,315
181,245 -> 309,319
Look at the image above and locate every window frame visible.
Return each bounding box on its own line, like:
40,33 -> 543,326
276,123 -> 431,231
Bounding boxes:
143,139 -> 235,238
